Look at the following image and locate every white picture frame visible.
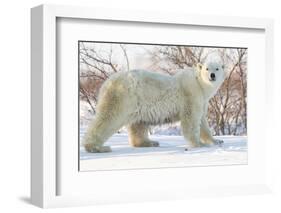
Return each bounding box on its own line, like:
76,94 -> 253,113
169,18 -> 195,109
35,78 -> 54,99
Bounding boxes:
31,4 -> 274,208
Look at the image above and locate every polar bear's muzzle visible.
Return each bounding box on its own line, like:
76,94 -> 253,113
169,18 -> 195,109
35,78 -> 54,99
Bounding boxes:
210,73 -> 216,81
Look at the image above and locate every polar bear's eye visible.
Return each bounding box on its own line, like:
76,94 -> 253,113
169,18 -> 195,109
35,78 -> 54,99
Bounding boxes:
216,68 -> 219,71
206,68 -> 209,70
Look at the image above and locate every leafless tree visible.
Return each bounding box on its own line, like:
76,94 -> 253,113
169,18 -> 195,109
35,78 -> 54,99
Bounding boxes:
120,44 -> 130,71
208,48 -> 247,135
79,42 -> 129,111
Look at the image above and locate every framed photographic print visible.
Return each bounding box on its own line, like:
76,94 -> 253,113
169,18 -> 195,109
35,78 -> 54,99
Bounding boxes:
31,4 -> 274,208
78,41 -> 248,171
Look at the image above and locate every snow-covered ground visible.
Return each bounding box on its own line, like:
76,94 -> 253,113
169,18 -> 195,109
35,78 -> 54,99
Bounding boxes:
80,133 -> 247,171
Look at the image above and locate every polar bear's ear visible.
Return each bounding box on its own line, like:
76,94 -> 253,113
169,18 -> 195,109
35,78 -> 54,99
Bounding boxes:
197,63 -> 203,71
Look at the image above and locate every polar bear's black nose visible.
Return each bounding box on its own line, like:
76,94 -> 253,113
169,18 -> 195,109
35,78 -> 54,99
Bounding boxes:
210,73 -> 216,80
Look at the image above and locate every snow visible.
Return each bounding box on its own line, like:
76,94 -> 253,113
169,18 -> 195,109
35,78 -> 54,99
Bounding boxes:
79,131 -> 247,171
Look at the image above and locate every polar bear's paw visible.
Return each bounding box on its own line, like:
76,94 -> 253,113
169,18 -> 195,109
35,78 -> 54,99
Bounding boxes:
191,141 -> 205,147
185,141 -> 210,151
84,144 -> 112,153
135,140 -> 159,147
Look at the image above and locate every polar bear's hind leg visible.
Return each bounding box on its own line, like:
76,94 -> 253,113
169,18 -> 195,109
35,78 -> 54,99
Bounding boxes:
83,113 -> 125,153
128,123 -> 159,147
83,81 -> 129,153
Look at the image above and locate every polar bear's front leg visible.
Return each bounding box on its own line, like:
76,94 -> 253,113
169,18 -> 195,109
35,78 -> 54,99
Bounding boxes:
200,117 -> 216,146
200,116 -> 224,146
181,105 -> 204,148
128,123 -> 159,147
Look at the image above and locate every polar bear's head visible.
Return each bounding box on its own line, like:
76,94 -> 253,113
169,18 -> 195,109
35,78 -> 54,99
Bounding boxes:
196,62 -> 226,86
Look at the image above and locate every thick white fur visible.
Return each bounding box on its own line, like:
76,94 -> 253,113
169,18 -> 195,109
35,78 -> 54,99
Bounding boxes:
83,62 -> 226,153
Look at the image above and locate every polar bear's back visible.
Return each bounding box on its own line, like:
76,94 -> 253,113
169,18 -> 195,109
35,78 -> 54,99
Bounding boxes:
128,69 -> 175,93
100,70 -> 176,96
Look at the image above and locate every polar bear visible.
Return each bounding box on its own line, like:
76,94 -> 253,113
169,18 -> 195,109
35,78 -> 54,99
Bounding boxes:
83,62 -> 226,153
